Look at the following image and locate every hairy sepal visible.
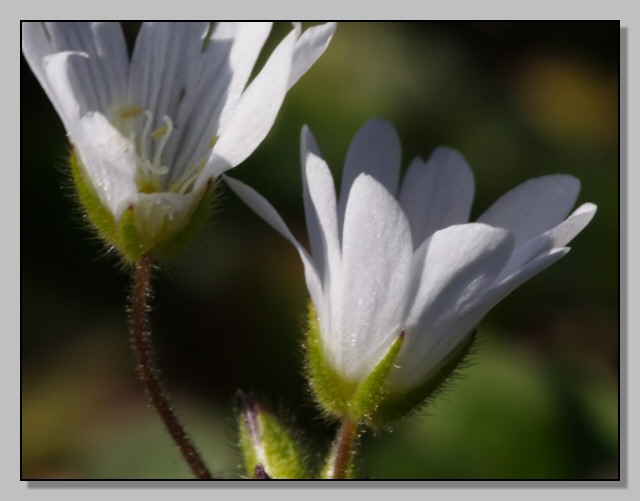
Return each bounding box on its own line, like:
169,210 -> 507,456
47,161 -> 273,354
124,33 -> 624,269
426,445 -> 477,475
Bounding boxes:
305,303 -> 405,427
306,303 -> 477,429
70,151 -> 214,262
370,330 -> 477,428
236,392 -> 312,479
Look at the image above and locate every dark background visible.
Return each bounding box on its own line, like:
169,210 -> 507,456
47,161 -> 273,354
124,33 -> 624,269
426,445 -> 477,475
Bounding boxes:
21,22 -> 619,479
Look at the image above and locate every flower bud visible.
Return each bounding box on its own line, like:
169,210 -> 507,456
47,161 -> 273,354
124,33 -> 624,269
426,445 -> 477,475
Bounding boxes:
236,391 -> 311,479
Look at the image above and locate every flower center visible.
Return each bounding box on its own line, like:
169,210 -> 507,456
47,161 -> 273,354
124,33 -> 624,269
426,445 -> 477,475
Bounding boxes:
118,106 -> 216,195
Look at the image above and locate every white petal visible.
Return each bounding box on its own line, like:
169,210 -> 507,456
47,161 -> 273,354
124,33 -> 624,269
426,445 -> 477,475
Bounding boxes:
173,22 -> 273,174
300,128 -> 325,273
542,202 -> 597,247
127,22 -> 156,110
300,126 -> 330,304
40,23 -> 104,111
222,176 -> 302,252
338,119 -> 402,235
288,22 -> 337,88
22,22 -> 54,84
335,174 -> 413,381
393,245 -> 567,391
399,147 -> 475,248
223,175 -> 324,323
73,112 -> 139,221
22,22 -> 68,122
302,134 -> 339,277
303,151 -> 342,343
90,22 -> 129,106
130,23 -> 210,169
143,22 -> 209,173
42,22 -> 127,113
395,223 -> 513,388
477,175 -> 580,246
153,23 -> 209,168
201,28 -> 298,179
214,22 -> 273,131
42,50 -> 137,219
463,247 -> 571,340
498,202 -> 597,279
405,224 -> 515,325
489,247 -> 571,303
34,22 -> 128,122
130,22 -> 207,118
129,22 -> 171,113
42,50 -> 110,136
300,124 -> 322,160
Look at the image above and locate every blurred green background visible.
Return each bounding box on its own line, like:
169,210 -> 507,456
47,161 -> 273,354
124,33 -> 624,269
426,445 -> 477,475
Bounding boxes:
21,22 -> 619,480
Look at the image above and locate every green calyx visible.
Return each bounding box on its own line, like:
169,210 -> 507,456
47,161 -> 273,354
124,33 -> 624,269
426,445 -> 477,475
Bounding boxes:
305,303 -> 477,429
69,150 -> 214,263
149,182 -> 214,260
305,303 -> 404,427
369,330 -> 477,428
236,392 -> 312,479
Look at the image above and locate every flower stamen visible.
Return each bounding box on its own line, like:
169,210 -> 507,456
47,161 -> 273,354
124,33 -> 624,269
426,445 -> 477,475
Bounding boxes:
128,110 -> 175,192
119,105 -> 144,119
152,116 -> 173,169
169,159 -> 206,195
140,110 -> 154,163
121,106 -> 209,195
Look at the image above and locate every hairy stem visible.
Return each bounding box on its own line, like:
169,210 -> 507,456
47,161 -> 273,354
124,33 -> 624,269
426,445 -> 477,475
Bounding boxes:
326,419 -> 359,479
130,254 -> 212,479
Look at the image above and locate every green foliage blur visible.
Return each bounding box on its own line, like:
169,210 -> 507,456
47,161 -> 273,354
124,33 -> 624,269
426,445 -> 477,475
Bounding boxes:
21,22 -> 619,480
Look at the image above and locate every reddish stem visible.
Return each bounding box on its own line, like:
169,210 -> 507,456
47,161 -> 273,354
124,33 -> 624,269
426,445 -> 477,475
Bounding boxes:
130,254 -> 212,479
327,419 -> 359,479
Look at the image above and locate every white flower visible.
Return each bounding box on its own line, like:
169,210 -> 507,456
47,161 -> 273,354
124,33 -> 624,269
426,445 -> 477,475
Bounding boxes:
22,21 -> 336,258
226,119 -> 597,395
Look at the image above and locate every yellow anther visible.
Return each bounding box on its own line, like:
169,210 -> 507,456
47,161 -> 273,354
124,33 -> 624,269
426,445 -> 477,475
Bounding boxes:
119,105 -> 144,119
209,135 -> 219,148
152,123 -> 169,141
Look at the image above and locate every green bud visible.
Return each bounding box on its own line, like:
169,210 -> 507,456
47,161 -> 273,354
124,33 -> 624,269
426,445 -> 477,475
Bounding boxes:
236,391 -> 312,479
